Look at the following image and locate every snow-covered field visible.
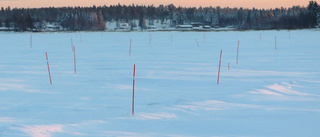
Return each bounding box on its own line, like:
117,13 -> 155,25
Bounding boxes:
0,30 -> 320,137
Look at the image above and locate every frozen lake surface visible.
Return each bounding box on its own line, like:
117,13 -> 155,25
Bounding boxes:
0,30 -> 320,137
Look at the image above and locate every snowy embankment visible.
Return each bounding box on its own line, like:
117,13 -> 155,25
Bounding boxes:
0,30 -> 319,137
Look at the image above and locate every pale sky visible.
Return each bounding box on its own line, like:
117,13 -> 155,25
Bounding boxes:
0,0 -> 318,9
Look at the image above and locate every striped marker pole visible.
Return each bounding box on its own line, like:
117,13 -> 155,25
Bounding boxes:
132,64 -> 136,115
237,40 -> 239,64
46,52 -> 52,85
217,50 -> 222,84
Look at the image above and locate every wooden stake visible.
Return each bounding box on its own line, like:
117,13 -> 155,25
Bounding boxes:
73,46 -> 76,74
129,39 -> 132,56
30,34 -> 32,48
71,38 -> 73,51
289,31 -> 291,39
260,32 -> 261,41
237,40 -> 239,64
46,52 -> 52,85
217,50 -> 222,84
132,64 -> 136,115
275,36 -> 277,50
195,38 -> 199,47
149,34 -> 151,45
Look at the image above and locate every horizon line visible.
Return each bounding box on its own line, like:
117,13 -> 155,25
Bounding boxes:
2,3 -> 308,10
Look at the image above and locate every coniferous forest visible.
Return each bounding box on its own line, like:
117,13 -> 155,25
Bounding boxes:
0,1 -> 319,31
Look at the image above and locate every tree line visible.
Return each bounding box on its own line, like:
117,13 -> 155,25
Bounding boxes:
0,1 -> 319,31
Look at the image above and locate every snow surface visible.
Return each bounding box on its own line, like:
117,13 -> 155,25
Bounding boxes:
0,30 -> 320,137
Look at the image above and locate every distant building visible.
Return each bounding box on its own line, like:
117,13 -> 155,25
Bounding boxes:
191,22 -> 203,30
118,23 -> 130,31
175,25 -> 193,30
40,22 -> 62,31
203,25 -> 211,29
147,25 -> 157,30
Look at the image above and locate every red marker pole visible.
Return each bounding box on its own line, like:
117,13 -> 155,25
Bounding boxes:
73,46 -> 76,74
236,40 -> 239,64
129,39 -> 132,56
30,34 -> 32,48
217,50 -> 222,84
132,64 -> 136,115
195,38 -> 199,47
46,52 -> 52,85
228,63 -> 230,70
